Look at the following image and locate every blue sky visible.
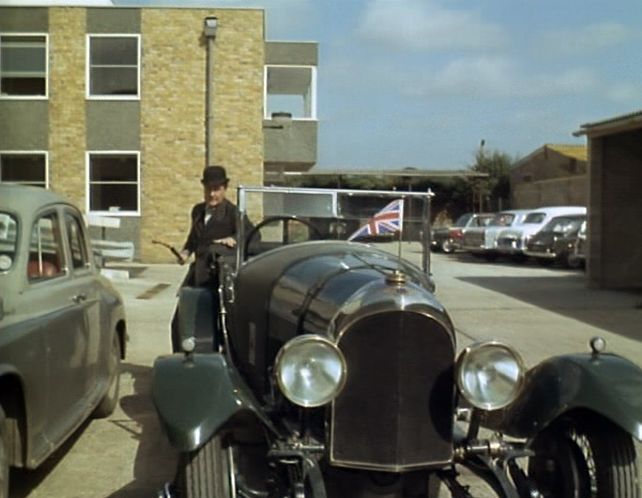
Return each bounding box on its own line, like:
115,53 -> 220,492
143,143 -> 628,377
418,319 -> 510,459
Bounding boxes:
116,0 -> 642,170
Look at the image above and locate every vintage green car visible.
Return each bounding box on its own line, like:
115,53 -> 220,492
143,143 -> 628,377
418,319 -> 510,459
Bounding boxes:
0,184 -> 127,497
153,186 -> 641,498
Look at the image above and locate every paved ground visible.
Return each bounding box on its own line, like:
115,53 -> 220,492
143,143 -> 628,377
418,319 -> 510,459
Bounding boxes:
10,246 -> 642,497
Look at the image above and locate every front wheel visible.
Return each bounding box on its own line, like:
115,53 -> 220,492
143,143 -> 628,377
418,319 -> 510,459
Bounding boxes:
94,333 -> 122,418
441,240 -> 455,254
0,407 -> 9,498
527,414 -> 639,498
178,435 -> 233,498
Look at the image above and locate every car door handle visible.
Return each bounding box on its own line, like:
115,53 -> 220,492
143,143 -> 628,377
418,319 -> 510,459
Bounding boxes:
71,293 -> 87,304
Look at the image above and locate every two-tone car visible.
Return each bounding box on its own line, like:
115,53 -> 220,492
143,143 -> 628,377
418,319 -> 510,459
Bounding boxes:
496,206 -> 586,261
431,212 -> 494,253
0,184 -> 127,496
461,209 -> 532,261
524,213 -> 586,267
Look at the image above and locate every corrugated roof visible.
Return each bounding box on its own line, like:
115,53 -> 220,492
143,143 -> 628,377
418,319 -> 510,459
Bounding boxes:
546,144 -> 587,161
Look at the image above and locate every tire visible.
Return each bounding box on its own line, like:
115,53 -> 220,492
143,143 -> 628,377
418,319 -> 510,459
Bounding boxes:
527,414 -> 639,498
179,435 -> 233,498
0,407 -> 8,498
567,253 -> 582,269
94,333 -> 121,418
441,240 -> 455,254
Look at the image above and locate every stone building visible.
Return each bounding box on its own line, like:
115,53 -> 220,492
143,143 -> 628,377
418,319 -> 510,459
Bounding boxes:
510,144 -> 587,209
575,110 -> 642,289
0,3 -> 318,261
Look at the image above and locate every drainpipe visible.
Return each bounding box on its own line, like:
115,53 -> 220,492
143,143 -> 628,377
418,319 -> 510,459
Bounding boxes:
203,16 -> 218,167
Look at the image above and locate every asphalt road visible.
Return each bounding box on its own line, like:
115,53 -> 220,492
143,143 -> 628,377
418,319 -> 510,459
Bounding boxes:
10,247 -> 642,497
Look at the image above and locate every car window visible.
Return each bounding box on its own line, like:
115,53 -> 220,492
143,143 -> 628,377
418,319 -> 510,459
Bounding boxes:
65,213 -> 89,270
490,213 -> 515,226
523,212 -> 546,224
0,212 -> 18,272
547,217 -> 584,234
28,212 -> 65,281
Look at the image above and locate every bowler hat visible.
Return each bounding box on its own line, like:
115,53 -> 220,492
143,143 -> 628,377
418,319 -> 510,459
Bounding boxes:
201,165 -> 229,186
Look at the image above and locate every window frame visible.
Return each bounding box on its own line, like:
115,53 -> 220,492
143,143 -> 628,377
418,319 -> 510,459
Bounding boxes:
86,33 -> 141,101
0,32 -> 49,100
27,208 -> 66,283
63,209 -> 92,273
0,151 -> 49,187
264,64 -> 317,121
86,150 -> 141,217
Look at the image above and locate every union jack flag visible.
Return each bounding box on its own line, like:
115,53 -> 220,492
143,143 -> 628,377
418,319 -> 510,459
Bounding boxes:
348,199 -> 404,241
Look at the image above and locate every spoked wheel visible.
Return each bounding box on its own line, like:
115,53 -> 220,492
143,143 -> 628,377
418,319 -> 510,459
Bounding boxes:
527,414 -> 639,498
178,435 -> 235,498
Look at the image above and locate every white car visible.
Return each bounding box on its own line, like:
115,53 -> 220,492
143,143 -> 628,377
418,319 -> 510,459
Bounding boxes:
496,206 -> 587,259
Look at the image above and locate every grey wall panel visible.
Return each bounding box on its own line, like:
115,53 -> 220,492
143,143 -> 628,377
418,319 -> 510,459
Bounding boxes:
0,7 -> 48,31
0,101 -> 48,150
86,101 -> 140,150
87,8 -> 140,33
266,42 -> 318,66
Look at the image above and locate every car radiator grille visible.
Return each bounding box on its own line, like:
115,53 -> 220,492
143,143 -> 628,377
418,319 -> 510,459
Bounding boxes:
330,311 -> 455,471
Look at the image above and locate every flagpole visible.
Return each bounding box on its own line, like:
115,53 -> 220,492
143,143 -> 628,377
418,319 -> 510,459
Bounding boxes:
397,198 -> 405,263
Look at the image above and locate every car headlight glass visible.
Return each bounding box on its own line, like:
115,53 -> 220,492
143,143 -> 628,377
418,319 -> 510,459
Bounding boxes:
275,335 -> 346,407
456,342 -> 524,410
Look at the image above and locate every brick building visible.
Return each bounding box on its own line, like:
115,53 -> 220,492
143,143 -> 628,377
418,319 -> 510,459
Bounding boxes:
510,144 -> 587,209
0,3 -> 318,261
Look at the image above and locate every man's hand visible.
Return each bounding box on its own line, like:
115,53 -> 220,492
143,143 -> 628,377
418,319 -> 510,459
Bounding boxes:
179,249 -> 191,264
214,237 -> 236,248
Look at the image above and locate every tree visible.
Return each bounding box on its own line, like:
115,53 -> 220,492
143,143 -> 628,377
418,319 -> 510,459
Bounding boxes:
469,146 -> 516,212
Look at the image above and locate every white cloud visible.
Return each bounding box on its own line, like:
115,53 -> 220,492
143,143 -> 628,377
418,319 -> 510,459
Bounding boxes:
357,0 -> 507,51
405,57 -> 600,99
539,22 -> 634,55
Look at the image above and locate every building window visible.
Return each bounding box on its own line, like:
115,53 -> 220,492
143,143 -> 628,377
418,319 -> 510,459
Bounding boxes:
87,34 -> 140,99
87,152 -> 139,215
0,34 -> 48,98
264,65 -> 317,120
0,152 -> 47,187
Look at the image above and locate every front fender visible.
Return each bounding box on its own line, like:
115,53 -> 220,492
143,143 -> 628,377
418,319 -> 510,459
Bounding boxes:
152,353 -> 274,452
485,353 -> 642,441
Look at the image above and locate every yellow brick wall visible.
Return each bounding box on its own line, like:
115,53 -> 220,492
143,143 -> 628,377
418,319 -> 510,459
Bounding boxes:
140,9 -> 265,262
48,8 -> 86,208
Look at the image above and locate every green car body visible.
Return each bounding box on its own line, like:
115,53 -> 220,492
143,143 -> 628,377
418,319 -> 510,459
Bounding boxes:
0,185 -> 127,487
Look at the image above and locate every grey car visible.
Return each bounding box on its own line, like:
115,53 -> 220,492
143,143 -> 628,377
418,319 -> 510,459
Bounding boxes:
0,184 -> 127,496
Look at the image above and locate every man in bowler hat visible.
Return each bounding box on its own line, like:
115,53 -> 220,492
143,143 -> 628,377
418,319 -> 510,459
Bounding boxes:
180,165 -> 239,286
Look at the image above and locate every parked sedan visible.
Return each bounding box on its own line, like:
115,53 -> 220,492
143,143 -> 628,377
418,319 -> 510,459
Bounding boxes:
496,206 -> 586,261
431,212 -> 494,253
524,214 -> 586,267
461,209 -> 532,260
0,184 -> 127,495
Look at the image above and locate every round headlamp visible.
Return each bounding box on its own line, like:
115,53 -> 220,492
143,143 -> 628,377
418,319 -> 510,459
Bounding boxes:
456,342 -> 525,410
275,335 -> 347,408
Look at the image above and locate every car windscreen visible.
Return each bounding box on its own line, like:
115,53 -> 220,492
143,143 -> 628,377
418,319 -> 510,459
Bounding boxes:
489,213 -> 515,227
0,212 -> 18,272
523,212 -> 546,224
236,186 -> 434,270
453,213 -> 472,227
544,216 -> 585,234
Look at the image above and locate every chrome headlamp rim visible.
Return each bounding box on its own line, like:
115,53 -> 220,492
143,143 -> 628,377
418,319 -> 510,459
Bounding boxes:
455,340 -> 525,411
274,334 -> 347,408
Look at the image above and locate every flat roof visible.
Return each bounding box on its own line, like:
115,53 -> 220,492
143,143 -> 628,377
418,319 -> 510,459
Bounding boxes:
574,109 -> 642,137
